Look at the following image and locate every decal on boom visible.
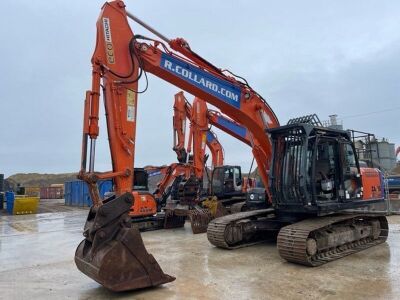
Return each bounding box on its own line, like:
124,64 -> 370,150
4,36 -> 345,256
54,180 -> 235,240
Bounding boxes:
161,53 -> 241,108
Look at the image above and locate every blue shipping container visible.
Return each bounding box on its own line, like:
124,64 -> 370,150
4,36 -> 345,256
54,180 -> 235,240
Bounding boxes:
388,176 -> 400,192
64,180 -> 113,207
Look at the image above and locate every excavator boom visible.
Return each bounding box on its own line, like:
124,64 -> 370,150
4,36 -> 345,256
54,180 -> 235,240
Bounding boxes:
75,1 -> 175,291
76,0 -> 278,292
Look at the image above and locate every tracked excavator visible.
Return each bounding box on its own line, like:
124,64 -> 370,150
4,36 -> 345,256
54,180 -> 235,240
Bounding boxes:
148,95 -> 217,229
172,91 -> 261,232
152,92 -> 224,211
173,91 -> 224,168
172,91 -> 257,232
167,92 -> 223,208
150,92 -> 247,231
75,1 -> 388,292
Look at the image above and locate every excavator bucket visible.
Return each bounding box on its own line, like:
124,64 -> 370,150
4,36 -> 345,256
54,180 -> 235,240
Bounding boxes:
189,198 -> 228,234
75,193 -> 175,292
189,207 -> 212,234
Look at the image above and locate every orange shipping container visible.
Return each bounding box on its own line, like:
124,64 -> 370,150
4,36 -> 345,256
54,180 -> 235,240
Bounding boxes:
40,187 -> 64,199
25,187 -> 40,197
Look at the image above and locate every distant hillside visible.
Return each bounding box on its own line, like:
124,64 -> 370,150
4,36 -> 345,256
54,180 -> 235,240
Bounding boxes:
6,173 -> 77,189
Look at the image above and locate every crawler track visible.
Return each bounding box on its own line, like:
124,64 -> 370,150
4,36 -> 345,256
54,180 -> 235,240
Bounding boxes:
207,209 -> 275,249
277,214 -> 388,266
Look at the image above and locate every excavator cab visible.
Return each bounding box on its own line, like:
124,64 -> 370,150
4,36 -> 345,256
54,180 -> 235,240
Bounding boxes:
268,122 -> 382,215
133,168 -> 149,191
211,165 -> 243,199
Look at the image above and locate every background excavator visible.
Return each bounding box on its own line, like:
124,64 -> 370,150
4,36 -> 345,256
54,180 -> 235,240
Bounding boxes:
151,92 -> 223,209
147,91 -> 252,232
175,91 -> 256,196
171,91 -> 259,233
75,1 -> 388,292
171,91 -> 256,200
149,92 -> 225,229
173,91 -> 224,168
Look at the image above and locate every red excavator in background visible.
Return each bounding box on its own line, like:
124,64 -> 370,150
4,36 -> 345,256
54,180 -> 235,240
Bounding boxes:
75,1 -> 388,293
396,146 -> 400,158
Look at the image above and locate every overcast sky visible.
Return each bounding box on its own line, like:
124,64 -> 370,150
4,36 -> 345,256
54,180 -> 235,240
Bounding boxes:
1,1 -> 399,177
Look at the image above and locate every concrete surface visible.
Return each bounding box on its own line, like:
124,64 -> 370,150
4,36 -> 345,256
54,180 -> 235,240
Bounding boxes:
0,208 -> 400,300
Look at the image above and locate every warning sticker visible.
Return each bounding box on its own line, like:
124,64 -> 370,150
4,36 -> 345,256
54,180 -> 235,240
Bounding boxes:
127,106 -> 135,122
127,90 -> 136,122
127,89 -> 135,106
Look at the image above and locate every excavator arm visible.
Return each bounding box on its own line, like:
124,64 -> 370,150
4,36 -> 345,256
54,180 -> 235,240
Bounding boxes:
152,162 -> 193,203
164,92 -> 224,205
159,91 -> 252,205
86,1 -> 279,196
172,92 -> 188,163
76,0 -> 279,292
206,131 -> 224,167
174,92 -> 224,177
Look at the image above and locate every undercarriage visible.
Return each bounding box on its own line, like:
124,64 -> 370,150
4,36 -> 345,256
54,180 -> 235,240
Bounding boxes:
207,209 -> 388,266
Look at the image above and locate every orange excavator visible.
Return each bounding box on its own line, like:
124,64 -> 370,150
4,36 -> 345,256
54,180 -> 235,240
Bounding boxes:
172,90 -> 261,232
153,92 -> 224,209
158,91 -> 254,210
75,1 -> 388,292
171,91 -> 256,232
150,92 -> 249,232
173,91 -> 224,168
175,91 -> 255,197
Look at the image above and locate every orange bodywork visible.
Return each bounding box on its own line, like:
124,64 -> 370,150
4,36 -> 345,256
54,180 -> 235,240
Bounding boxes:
188,97 -> 211,178
130,192 -> 157,217
80,2 -> 138,199
172,92 -> 188,163
79,2 -> 159,217
173,91 -> 224,173
360,168 -> 384,200
153,163 -> 193,201
79,1 -> 279,212
137,40 -> 280,200
206,131 -> 224,167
